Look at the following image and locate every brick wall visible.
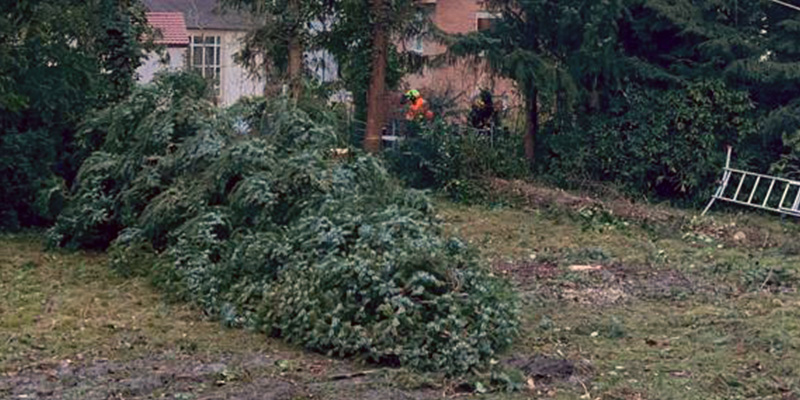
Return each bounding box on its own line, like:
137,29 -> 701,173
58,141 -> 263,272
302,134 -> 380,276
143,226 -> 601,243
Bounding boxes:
400,0 -> 519,117
430,0 -> 482,34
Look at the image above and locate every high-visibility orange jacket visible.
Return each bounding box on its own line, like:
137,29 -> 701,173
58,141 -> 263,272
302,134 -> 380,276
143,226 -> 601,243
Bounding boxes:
406,97 -> 434,121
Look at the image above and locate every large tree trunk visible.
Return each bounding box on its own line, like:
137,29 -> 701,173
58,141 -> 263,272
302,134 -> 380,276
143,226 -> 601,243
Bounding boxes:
363,0 -> 388,154
523,89 -> 539,167
287,0 -> 303,100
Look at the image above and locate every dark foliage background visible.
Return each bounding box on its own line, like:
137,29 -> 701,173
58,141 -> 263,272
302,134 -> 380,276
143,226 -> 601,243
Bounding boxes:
0,0 -> 150,230
448,0 -> 800,204
541,80 -> 756,205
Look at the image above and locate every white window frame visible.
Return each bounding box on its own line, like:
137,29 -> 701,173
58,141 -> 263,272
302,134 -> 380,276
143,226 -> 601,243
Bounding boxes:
189,34 -> 222,100
409,35 -> 424,54
476,11 -> 500,32
407,7 -> 431,55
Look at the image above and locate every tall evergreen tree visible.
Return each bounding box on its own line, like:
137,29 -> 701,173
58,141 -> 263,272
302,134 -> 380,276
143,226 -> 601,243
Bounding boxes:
448,0 -> 626,165
96,0 -> 151,100
222,0 -> 329,100
0,0 -> 149,229
317,0 -> 433,152
621,0 -> 800,170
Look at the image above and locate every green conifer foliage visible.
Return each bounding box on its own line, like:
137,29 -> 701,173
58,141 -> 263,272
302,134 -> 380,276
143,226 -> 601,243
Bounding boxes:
0,0 -> 150,229
52,73 -> 518,375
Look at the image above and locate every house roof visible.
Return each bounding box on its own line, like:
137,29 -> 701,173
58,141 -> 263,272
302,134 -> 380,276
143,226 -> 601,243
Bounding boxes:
142,0 -> 259,31
147,12 -> 190,46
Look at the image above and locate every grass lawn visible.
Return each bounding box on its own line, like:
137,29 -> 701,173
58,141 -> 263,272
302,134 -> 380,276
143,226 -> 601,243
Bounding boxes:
2,184 -> 799,399
0,235 -> 442,399
440,194 -> 800,400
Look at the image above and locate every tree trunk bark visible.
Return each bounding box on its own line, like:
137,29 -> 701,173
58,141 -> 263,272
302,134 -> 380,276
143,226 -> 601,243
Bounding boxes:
589,76 -> 600,112
287,0 -> 303,101
523,89 -> 538,167
363,0 -> 388,154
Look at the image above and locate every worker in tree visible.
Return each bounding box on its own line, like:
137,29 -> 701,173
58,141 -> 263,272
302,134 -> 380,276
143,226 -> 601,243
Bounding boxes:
404,89 -> 434,122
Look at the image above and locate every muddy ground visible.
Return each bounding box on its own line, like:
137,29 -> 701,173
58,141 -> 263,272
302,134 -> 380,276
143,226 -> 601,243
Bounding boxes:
1,352 -> 445,400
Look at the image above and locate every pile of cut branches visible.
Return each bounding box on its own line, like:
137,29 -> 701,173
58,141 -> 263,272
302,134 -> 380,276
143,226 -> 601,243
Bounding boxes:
51,74 -> 518,375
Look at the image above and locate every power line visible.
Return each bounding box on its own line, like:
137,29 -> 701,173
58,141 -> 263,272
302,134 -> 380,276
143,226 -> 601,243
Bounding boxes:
768,0 -> 800,12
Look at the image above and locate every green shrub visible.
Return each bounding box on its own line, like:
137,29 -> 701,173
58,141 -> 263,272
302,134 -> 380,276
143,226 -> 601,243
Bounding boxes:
52,74 -> 519,375
0,0 -> 150,230
0,129 -> 61,229
769,101 -> 800,181
385,120 -> 529,200
541,81 -> 756,205
48,73 -> 216,249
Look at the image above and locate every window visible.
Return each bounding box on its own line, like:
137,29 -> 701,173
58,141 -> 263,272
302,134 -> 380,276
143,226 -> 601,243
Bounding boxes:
307,50 -> 338,83
407,6 -> 433,54
189,35 -> 221,98
409,35 -> 424,54
477,17 -> 494,32
476,11 -> 499,32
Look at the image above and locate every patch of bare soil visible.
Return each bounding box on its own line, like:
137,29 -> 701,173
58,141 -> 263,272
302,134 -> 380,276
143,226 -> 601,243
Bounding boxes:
504,355 -> 593,397
0,352 -> 439,400
1,353 -> 275,400
506,356 -> 576,383
495,260 -> 560,287
602,263 -> 697,299
560,285 -> 630,306
495,258 -> 730,306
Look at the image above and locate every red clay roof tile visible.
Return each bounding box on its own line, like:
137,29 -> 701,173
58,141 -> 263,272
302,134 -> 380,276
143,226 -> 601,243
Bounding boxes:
146,12 -> 189,46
